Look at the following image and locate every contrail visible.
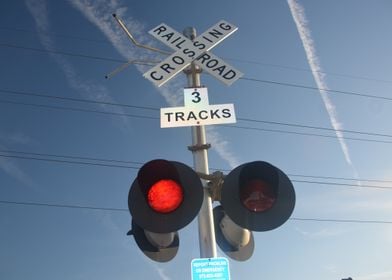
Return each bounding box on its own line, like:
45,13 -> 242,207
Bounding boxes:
287,0 -> 356,170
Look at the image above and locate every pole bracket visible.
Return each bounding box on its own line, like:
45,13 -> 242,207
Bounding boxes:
197,171 -> 225,202
187,143 -> 211,152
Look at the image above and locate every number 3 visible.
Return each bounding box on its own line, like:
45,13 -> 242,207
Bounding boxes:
191,91 -> 201,103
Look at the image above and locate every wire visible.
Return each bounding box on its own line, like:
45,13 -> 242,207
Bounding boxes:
1,200 -> 392,225
2,98 -> 392,145
1,43 -> 392,102
1,152 -> 391,190
0,149 -> 144,165
0,154 -> 138,169
291,179 -> 392,190
0,88 -> 158,111
0,27 -> 112,45
2,87 -> 392,139
286,174 -> 392,184
241,77 -> 392,102
223,125 -> 392,145
289,217 -> 392,225
3,26 -> 392,84
0,86 -> 392,143
2,149 -> 391,185
0,99 -> 158,120
0,200 -> 128,212
238,118 -> 392,139
227,57 -> 392,84
0,43 -> 126,63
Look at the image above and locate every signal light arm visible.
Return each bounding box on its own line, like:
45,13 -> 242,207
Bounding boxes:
197,171 -> 225,202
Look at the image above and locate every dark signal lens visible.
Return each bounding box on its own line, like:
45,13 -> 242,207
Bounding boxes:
240,179 -> 276,212
147,179 -> 183,213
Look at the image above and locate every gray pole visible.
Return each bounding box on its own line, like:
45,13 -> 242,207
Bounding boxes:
184,27 -> 217,258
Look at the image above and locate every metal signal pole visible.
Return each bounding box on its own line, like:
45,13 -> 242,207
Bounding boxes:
184,27 -> 217,259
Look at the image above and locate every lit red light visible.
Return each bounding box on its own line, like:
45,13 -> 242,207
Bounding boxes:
240,179 -> 276,212
147,179 -> 184,213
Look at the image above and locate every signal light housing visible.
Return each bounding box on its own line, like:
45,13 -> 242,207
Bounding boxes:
128,159 -> 204,262
128,220 -> 179,262
214,161 -> 295,261
220,161 -> 295,232
129,159 -> 204,233
213,205 -> 255,261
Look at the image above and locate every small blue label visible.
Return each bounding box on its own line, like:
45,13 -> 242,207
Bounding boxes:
191,257 -> 230,280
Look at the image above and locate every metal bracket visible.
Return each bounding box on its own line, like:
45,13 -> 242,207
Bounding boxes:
187,143 -> 211,152
197,171 -> 225,202
106,14 -> 170,79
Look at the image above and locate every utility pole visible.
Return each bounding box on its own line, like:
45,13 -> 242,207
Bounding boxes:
184,27 -> 217,259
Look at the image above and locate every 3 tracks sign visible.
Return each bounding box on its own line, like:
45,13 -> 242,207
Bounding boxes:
160,87 -> 236,128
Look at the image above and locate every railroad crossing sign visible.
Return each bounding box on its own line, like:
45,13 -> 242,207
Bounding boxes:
160,87 -> 236,128
144,20 -> 243,87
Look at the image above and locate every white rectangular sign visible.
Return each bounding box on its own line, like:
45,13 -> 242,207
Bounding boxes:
184,87 -> 209,108
144,20 -> 239,87
160,104 -> 236,128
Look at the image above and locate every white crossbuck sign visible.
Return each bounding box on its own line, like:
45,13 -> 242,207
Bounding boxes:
144,20 -> 243,87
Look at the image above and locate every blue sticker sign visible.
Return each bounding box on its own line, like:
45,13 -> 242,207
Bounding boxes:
191,257 -> 230,280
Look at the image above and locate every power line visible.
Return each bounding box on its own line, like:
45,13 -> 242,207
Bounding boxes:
238,117 -> 392,139
0,99 -> 158,120
0,149 -> 144,165
2,98 -> 392,145
0,200 -> 128,212
1,200 -> 392,225
0,154 -> 138,169
291,179 -> 392,190
0,26 -> 112,45
286,174 -> 392,184
3,87 -> 392,139
0,88 -> 157,111
241,77 -> 392,102
2,149 -> 392,184
224,125 -> 392,145
0,43 -> 126,63
227,57 -> 392,84
289,217 -> 392,225
3,26 -> 392,84
1,43 -> 392,103
1,152 -> 391,190
2,91 -> 392,144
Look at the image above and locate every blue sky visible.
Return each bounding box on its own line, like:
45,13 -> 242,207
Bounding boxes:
1,0 -> 392,279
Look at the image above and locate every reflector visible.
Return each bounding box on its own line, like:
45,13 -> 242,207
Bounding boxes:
240,179 -> 276,212
147,179 -> 183,213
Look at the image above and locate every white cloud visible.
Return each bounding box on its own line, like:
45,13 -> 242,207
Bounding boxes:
207,127 -> 240,169
355,271 -> 392,280
0,144 -> 34,187
287,0 -> 359,180
295,226 -> 347,239
25,0 -> 130,128
155,267 -> 172,280
0,132 -> 32,145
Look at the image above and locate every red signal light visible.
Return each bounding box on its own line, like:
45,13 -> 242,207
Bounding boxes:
147,179 -> 184,213
240,179 -> 276,212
